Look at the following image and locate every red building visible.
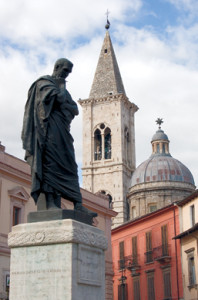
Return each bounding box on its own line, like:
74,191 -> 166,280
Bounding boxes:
111,203 -> 183,300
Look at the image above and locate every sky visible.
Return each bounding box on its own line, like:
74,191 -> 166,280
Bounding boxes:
0,0 -> 198,186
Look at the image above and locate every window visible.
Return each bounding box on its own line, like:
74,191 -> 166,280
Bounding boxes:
133,277 -> 140,300
104,127 -> 111,159
12,206 -> 21,225
132,236 -> 138,265
131,206 -> 136,219
94,124 -> 111,160
189,256 -> 196,286
162,268 -> 172,299
8,186 -> 30,229
190,205 -> 195,227
147,273 -> 155,300
149,204 -> 157,213
161,225 -> 168,256
118,284 -> 128,300
145,231 -> 153,263
94,129 -> 102,160
185,248 -> 197,287
124,127 -> 130,163
119,241 -> 125,269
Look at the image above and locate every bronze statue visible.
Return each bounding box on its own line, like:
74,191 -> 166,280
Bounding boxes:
22,58 -> 96,217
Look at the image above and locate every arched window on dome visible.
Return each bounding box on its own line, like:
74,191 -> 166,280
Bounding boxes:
157,143 -> 160,153
162,143 -> 166,154
104,127 -> 111,159
131,206 -> 136,219
94,129 -> 102,160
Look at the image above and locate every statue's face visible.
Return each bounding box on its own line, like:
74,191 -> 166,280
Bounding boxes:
56,62 -> 73,79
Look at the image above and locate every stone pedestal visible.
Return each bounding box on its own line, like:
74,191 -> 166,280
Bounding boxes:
8,219 -> 108,300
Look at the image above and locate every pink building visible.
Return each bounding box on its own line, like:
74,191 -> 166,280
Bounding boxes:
112,203 -> 183,300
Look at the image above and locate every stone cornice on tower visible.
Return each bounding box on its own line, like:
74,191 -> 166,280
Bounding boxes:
89,30 -> 126,99
78,93 -> 138,112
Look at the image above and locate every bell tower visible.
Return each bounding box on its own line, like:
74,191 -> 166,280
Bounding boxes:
79,22 -> 138,227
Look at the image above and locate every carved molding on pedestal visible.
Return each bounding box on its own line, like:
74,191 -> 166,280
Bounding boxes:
8,220 -> 108,250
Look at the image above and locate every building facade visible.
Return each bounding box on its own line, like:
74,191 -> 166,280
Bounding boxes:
175,190 -> 198,300
0,143 -> 116,300
112,203 -> 183,300
79,27 -> 138,227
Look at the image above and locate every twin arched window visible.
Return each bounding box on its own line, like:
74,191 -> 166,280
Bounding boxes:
94,124 -> 111,160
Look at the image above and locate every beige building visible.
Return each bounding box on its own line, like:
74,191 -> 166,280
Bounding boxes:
175,190 -> 198,300
0,142 -> 35,300
79,28 -> 138,227
128,123 -> 195,219
0,142 -> 116,300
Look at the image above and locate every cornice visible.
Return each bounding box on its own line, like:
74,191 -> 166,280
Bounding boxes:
78,94 -> 138,112
0,162 -> 31,184
82,161 -> 134,172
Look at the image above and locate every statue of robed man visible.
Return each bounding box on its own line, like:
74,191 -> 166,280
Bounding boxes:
22,58 -> 96,217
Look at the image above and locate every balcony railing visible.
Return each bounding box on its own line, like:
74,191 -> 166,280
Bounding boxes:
144,250 -> 153,263
118,254 -> 139,270
153,244 -> 171,262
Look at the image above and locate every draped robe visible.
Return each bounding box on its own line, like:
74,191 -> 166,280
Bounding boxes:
21,75 -> 82,204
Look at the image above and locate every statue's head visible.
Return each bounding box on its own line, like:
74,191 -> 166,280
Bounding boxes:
52,58 -> 73,79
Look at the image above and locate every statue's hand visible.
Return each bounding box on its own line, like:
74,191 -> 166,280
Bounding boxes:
56,89 -> 67,104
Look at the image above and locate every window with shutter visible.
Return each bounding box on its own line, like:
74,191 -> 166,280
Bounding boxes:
119,241 -> 125,269
132,236 -> 138,265
163,269 -> 172,298
147,273 -> 155,300
161,225 -> 168,256
133,277 -> 140,300
118,284 -> 128,300
146,231 -> 153,263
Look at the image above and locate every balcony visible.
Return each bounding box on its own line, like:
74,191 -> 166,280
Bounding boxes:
153,244 -> 171,263
144,250 -> 153,264
118,254 -> 140,271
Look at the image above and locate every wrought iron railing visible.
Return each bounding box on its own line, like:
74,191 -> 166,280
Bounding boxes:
118,254 -> 139,270
144,250 -> 153,263
153,244 -> 171,260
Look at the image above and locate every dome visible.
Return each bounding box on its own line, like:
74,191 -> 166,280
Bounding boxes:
152,129 -> 169,142
131,120 -> 195,187
131,155 -> 195,186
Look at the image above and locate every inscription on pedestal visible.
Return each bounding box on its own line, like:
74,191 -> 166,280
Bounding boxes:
10,245 -> 71,300
78,245 -> 102,286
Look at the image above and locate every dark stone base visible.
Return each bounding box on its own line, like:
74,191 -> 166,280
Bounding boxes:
27,209 -> 94,225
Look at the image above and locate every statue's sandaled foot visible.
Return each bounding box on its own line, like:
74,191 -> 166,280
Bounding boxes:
74,203 -> 97,218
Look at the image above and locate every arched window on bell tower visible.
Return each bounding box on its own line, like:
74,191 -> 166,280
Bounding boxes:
104,127 -> 111,159
94,129 -> 102,160
94,124 -> 111,161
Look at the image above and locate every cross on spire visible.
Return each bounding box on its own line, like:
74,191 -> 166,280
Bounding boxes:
105,9 -> 110,30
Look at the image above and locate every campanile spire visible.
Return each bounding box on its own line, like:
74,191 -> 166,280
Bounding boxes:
89,25 -> 126,98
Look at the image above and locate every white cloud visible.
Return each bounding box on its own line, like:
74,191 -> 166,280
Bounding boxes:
0,0 -> 197,187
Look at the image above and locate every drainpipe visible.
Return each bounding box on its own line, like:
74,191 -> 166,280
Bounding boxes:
173,203 -> 180,300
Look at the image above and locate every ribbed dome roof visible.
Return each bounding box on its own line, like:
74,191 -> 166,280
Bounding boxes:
131,155 -> 195,186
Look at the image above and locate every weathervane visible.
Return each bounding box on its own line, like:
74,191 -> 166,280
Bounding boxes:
155,118 -> 163,129
105,9 -> 110,30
